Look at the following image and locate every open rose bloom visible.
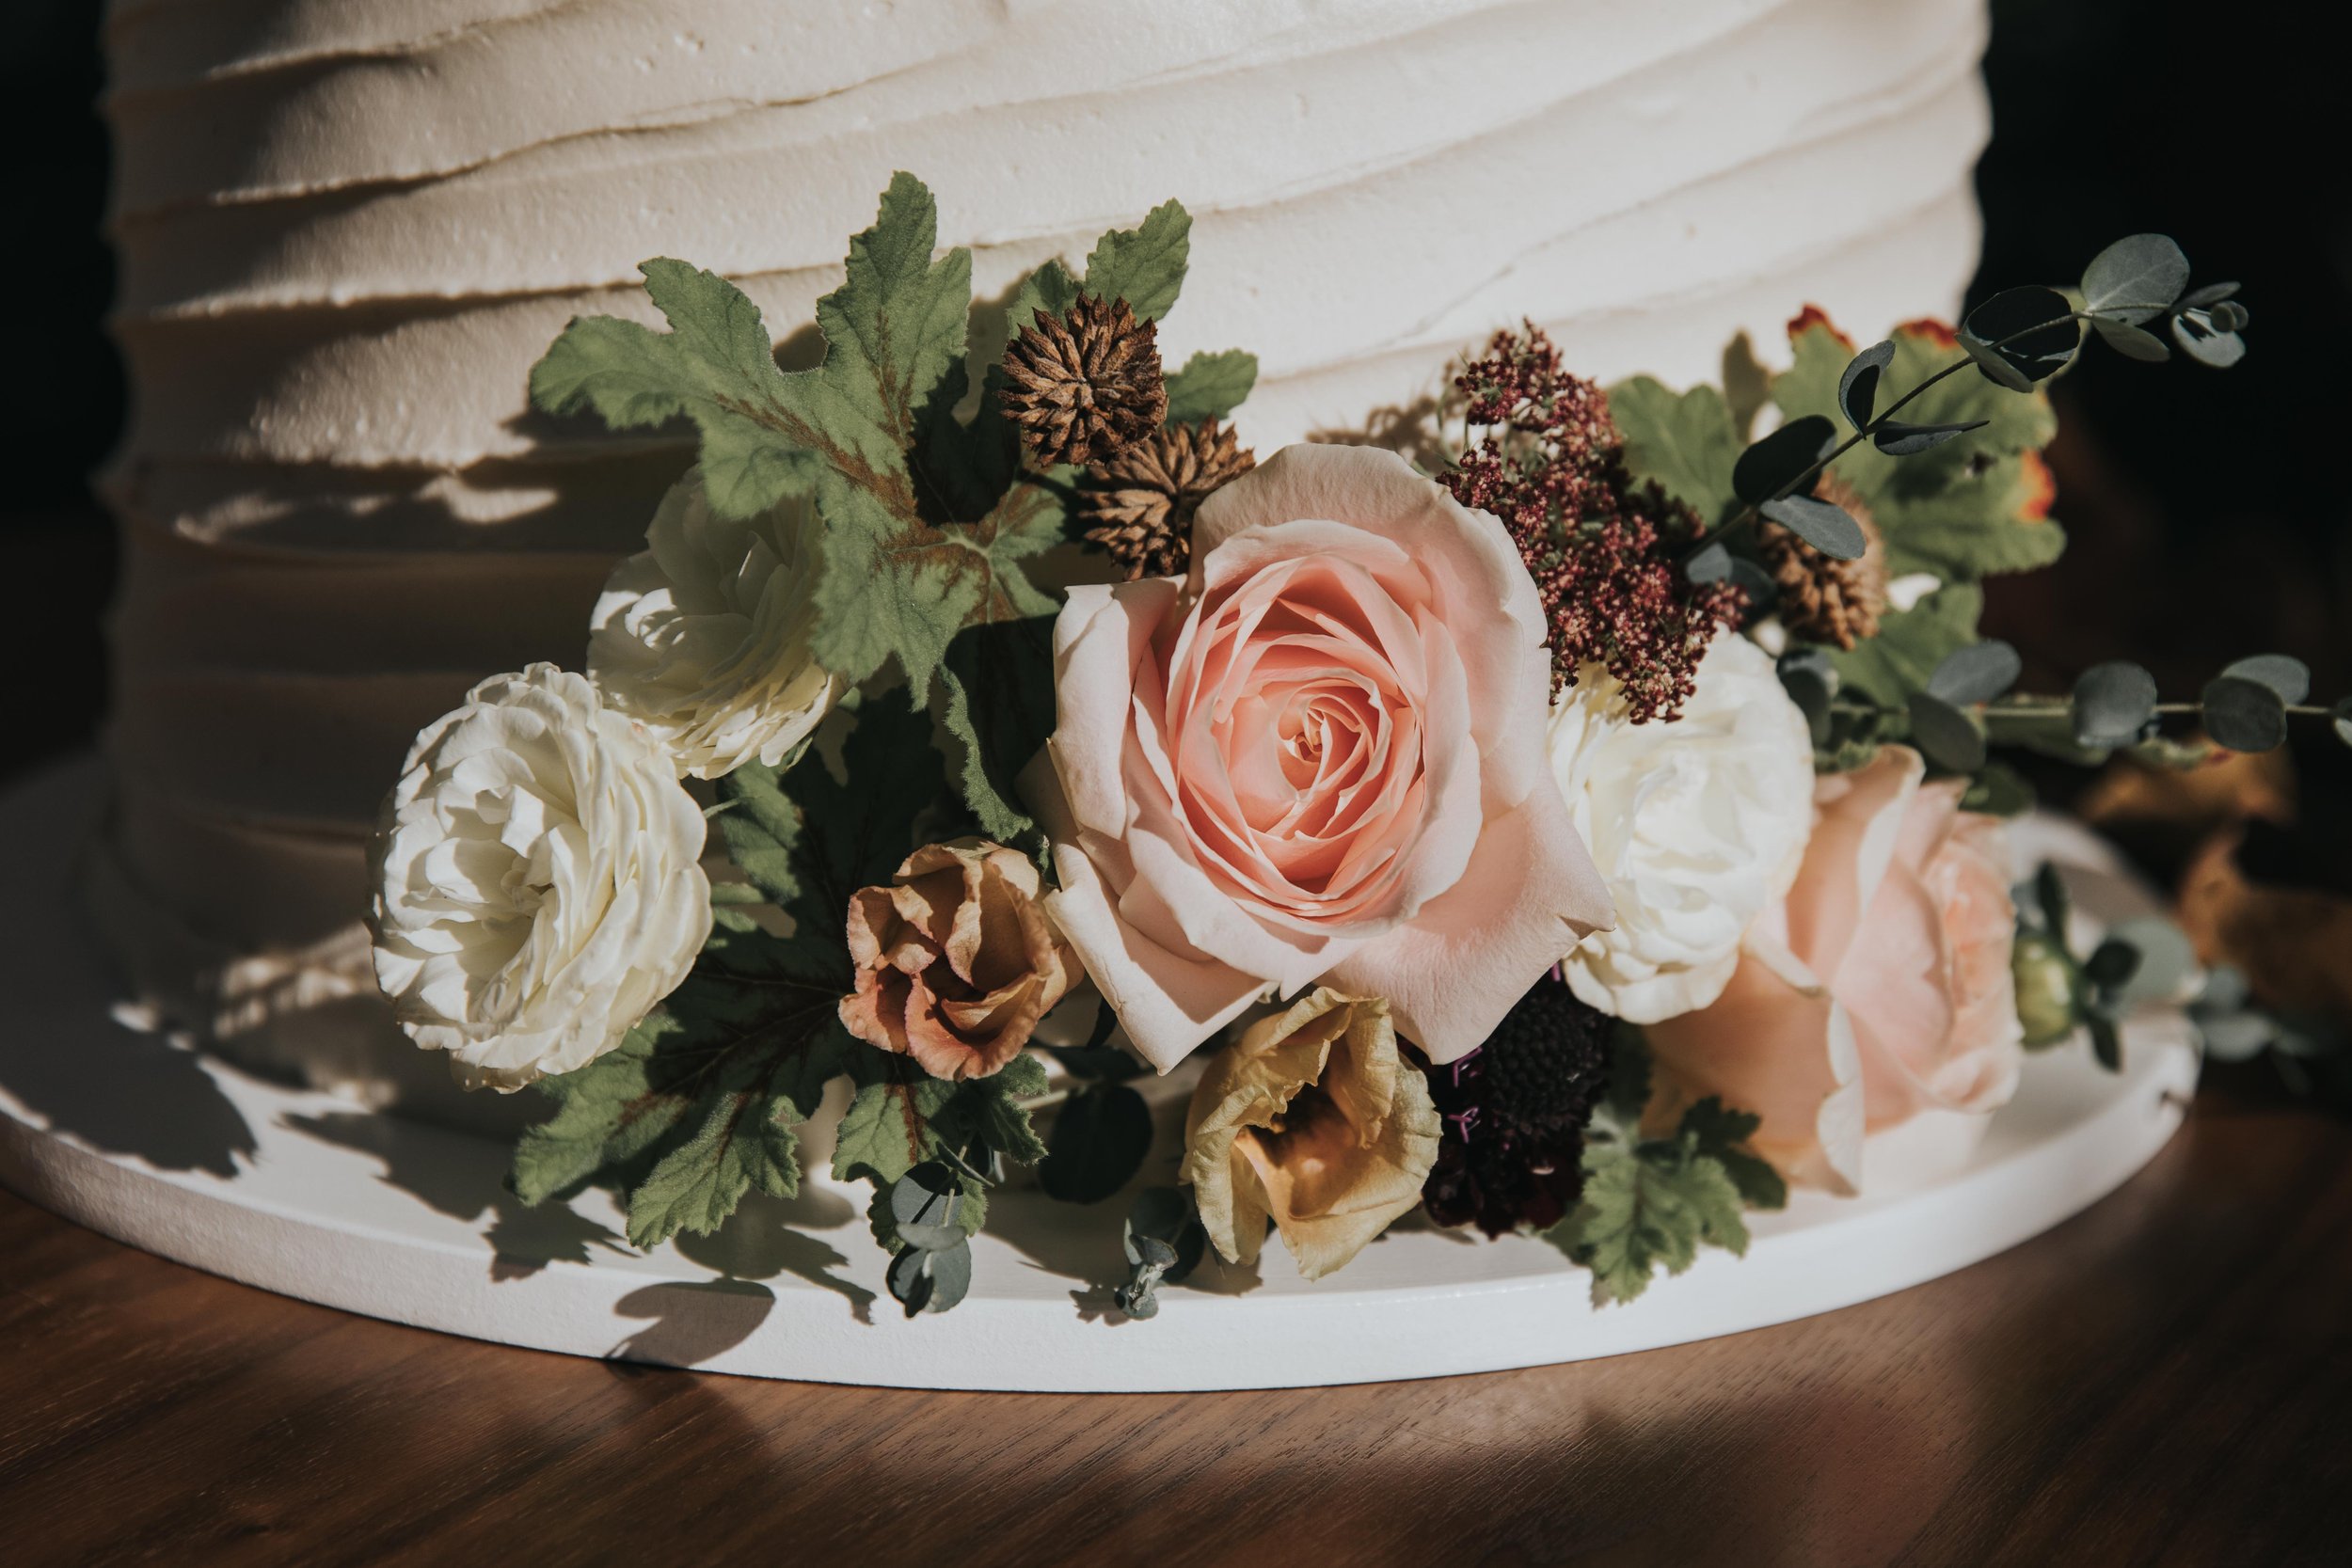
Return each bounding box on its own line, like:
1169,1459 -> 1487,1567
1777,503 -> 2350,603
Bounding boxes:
1645,746 -> 2025,1192
1024,444 -> 1613,1071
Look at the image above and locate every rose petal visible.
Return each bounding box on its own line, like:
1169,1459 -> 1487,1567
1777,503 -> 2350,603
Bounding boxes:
1785,745 -> 1924,977
1023,751 -> 1266,1070
1645,933 -> 1866,1195
1322,771 -> 1612,1061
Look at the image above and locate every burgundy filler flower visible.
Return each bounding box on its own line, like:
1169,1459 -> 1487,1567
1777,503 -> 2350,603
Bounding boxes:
1420,970 -> 1613,1237
1440,323 -> 1744,723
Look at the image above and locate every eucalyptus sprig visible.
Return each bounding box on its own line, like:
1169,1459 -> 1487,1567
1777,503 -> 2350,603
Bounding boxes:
2011,864 -> 2198,1070
1686,234 -> 2244,578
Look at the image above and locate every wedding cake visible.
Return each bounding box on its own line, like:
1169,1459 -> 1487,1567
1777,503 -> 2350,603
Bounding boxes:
90,0 -> 1991,1123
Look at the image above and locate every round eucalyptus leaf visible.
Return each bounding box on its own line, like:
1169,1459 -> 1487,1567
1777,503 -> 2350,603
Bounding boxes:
1732,414 -> 1838,506
2106,915 -> 2198,1005
1039,1083 -> 1152,1205
1684,541 -> 1733,585
2090,315 -> 2172,362
2197,965 -> 2251,1016
2033,862 -> 2072,939
2179,280 -> 2240,309
1928,639 -> 2023,706
1781,668 -> 1833,744
1778,647 -> 1839,685
2087,1011 -> 2122,1072
2221,653 -> 2310,705
886,1245 -> 934,1315
2201,674 -> 2288,752
922,1239 -> 973,1313
2333,696 -> 2352,750
2081,937 -> 2143,991
1122,1186 -> 1207,1284
1961,760 -> 2035,818
1837,339 -> 1895,429
2071,660 -> 2159,747
2209,300 -> 2250,332
2079,233 -> 2190,324
2198,1011 -> 2276,1062
1726,557 -> 1778,619
1962,285 -> 2081,388
1871,417 -> 1987,456
2171,310 -> 2248,368
1907,690 -> 1987,772
896,1217 -> 967,1254
1760,493 -> 1867,561
890,1162 -> 961,1231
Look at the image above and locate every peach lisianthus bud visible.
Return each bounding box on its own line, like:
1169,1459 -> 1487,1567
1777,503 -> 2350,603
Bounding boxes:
1182,990 -> 1441,1281
840,838 -> 1077,1081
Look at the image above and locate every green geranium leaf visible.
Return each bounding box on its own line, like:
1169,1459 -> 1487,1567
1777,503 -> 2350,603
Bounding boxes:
834,1052 -> 1051,1193
1829,581 -> 1985,709
715,697 -> 943,927
517,954 -> 862,1250
1546,1031 -> 1780,1306
1774,319 -> 2064,584
1081,199 -> 1191,322
939,613 -> 1058,848
1676,1097 -> 1788,1212
623,1056 -> 807,1250
1164,349 -> 1259,425
531,172 -> 1064,701
1607,375 -> 1742,524
1556,1129 -> 1751,1307
1005,258 -> 1082,339
834,1063 -> 958,1189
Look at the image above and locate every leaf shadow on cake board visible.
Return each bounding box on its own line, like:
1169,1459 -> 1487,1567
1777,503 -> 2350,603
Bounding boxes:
281,1108 -> 627,1280
0,1014 -> 256,1180
0,764 -> 259,1179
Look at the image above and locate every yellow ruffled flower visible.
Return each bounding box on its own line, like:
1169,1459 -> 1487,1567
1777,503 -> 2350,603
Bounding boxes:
1182,990 -> 1441,1281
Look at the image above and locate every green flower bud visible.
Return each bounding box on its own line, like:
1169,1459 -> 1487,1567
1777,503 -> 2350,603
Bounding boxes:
2012,929 -> 2082,1048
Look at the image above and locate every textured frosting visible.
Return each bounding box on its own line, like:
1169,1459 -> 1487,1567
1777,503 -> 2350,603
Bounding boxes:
95,0 -> 1991,1115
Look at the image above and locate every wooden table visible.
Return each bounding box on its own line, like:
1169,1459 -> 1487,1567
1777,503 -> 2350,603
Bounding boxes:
6,1079 -> 2348,1568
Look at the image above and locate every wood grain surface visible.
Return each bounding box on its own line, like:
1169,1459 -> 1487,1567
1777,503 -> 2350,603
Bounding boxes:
5,1078 -> 2348,1568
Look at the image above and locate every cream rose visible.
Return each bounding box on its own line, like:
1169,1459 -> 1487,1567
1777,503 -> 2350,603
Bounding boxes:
1023,444 -> 1613,1070
1644,746 -> 2025,1191
588,467 -> 840,780
1549,631 -> 1817,1023
369,663 -> 712,1090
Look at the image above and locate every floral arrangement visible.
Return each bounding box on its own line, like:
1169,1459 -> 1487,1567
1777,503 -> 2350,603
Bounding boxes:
367,174 -> 2328,1317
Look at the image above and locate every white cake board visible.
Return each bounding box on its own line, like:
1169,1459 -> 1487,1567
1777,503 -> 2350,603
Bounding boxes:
0,758 -> 2197,1391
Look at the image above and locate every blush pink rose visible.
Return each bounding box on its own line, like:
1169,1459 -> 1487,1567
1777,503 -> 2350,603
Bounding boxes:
1021,444 -> 1613,1071
1643,745 -> 2023,1192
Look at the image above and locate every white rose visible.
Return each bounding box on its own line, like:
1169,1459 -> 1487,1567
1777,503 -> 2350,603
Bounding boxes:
1548,632 -> 1816,1023
588,468 -> 840,780
369,663 -> 712,1090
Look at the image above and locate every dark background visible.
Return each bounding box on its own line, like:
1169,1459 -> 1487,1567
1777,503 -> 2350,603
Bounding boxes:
5,0 -> 2346,806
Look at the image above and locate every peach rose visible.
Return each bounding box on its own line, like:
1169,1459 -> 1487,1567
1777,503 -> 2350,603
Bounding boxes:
1022,444 -> 1613,1070
840,837 -> 1076,1080
1644,746 -> 2023,1191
